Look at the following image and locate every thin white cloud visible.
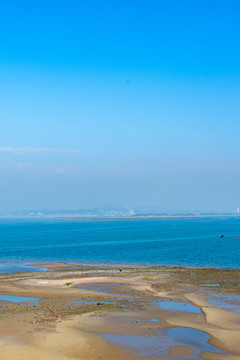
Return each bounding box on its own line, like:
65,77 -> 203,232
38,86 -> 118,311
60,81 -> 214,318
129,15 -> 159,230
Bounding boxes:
0,147 -> 84,155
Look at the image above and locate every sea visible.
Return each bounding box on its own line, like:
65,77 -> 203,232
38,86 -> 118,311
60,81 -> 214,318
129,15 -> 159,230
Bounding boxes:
0,217 -> 239,272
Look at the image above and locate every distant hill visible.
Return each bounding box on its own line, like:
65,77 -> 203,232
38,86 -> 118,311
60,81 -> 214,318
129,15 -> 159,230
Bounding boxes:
0,206 -> 238,218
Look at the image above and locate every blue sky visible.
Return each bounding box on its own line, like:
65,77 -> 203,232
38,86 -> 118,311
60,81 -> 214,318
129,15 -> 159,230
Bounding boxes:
0,0 -> 239,212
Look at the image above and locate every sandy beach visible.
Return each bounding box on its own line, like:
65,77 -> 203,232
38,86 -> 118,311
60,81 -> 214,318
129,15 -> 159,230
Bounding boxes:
0,263 -> 240,359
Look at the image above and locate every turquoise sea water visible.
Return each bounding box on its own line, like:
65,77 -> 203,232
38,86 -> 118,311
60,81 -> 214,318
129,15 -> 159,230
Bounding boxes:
0,217 -> 239,270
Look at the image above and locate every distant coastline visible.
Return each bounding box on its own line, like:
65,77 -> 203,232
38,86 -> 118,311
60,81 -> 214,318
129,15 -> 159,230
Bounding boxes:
0,213 -> 240,220
0,214 -> 239,220
0,205 -> 239,220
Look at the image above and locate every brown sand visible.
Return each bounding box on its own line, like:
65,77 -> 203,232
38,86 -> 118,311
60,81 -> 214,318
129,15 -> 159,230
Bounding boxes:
0,264 -> 240,359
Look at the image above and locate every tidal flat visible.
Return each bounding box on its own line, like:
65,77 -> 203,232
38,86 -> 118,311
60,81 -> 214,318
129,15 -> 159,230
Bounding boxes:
0,264 -> 240,360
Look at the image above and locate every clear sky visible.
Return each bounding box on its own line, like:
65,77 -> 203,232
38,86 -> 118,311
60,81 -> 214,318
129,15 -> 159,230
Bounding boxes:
0,0 -> 239,212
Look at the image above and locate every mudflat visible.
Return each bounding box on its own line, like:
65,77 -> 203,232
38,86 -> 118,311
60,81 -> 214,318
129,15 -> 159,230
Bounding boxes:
0,264 -> 240,359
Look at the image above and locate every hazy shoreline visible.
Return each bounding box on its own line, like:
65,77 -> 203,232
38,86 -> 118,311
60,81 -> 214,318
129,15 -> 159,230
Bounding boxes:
0,261 -> 240,273
0,214 -> 240,220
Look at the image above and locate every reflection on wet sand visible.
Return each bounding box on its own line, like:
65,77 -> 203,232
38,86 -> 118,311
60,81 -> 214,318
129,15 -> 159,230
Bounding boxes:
0,264 -> 240,359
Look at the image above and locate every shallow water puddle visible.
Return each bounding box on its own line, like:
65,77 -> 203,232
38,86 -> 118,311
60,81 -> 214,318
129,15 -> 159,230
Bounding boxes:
0,264 -> 48,274
200,284 -> 219,287
155,300 -> 201,314
206,293 -> 240,313
0,294 -> 39,303
102,333 -> 170,357
150,318 -> 159,323
207,299 -> 240,313
79,283 -> 124,294
102,326 -> 224,358
208,292 -> 240,302
165,327 -> 224,354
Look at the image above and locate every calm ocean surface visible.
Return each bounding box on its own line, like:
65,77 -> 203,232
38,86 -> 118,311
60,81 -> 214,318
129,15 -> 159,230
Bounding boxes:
0,217 -> 239,270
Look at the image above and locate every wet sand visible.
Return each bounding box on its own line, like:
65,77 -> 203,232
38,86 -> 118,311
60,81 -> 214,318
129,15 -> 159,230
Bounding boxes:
0,264 -> 240,359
